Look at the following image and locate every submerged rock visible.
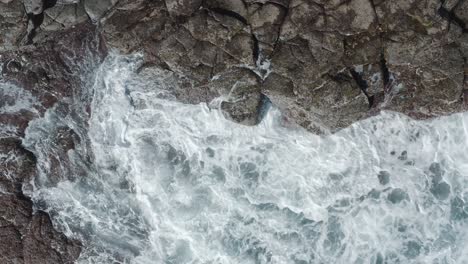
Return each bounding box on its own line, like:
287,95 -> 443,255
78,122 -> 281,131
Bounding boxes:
387,188 -> 409,204
431,181 -> 451,200
377,171 -> 390,185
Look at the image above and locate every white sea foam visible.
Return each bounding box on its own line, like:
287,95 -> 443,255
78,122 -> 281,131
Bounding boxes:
26,54 -> 468,264
0,82 -> 40,114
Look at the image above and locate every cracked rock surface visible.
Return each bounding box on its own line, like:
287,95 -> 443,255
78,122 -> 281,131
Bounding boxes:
98,0 -> 468,132
1,0 -> 468,262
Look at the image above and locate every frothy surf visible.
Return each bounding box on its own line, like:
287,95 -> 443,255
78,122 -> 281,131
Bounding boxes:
24,54 -> 468,263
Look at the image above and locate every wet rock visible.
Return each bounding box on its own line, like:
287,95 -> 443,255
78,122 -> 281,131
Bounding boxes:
1,23 -> 104,111
221,91 -> 263,125
0,194 -> 81,264
378,171 -> 390,185
23,211 -> 82,264
249,2 -> 287,53
83,0 -> 118,22
0,21 -> 104,263
94,0 -> 468,132
42,1 -> 88,31
218,69 -> 263,125
24,0 -> 43,15
204,0 -> 248,19
387,188 -> 409,204
0,224 -> 24,264
4,59 -> 23,73
0,0 -> 26,51
165,0 -> 202,17
0,138 -> 36,192
2,0 -> 468,132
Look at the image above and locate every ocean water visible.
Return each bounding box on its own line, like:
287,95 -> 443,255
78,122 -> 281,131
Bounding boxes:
23,54 -> 468,263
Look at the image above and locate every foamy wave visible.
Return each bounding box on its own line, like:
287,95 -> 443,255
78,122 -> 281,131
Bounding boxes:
25,54 -> 468,264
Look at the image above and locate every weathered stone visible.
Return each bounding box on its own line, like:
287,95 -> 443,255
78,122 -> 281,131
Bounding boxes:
454,1 -> 468,27
84,0 -> 118,21
0,21 -> 105,263
0,194 -> 81,264
217,69 -> 263,125
42,1 -> 88,31
165,0 -> 202,17
0,138 -> 36,192
23,211 -> 82,264
0,0 -> 26,51
204,0 -> 248,19
23,0 -> 43,15
250,2 -> 287,53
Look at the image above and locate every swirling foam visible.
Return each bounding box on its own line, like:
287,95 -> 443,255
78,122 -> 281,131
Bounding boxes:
26,54 -> 468,264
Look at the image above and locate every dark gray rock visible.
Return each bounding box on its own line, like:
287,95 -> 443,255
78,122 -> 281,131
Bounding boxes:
4,0 -> 468,131
84,0 -> 117,22
0,0 -> 26,51
93,0 -> 468,132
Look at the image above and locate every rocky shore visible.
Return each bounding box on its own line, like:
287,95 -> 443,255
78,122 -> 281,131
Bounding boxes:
1,0 -> 468,262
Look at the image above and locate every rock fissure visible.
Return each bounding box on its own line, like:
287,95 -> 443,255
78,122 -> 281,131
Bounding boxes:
202,5 -> 260,65
25,0 -> 59,44
252,33 -> 260,64
438,0 -> 468,32
462,56 -> 468,105
379,51 -> 392,93
206,7 -> 248,25
271,1 -> 289,57
349,68 -> 374,108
